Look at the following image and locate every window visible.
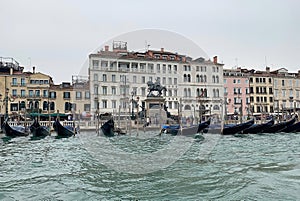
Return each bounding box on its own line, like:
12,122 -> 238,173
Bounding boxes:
168,77 -> 172,85
112,100 -> 117,109
133,76 -> 137,83
12,89 -> 17,96
21,78 -> 26,86
50,92 -> 56,98
76,91 -> 82,99
43,90 -> 48,98
103,74 -> 107,82
50,102 -> 55,110
174,78 -> 177,85
63,92 -> 71,99
112,75 -> 116,82
21,90 -> 26,97
233,79 -> 236,83
174,89 -> 177,96
142,76 -> 146,83
29,90 -> 34,97
162,77 -> 166,85
43,101 -> 48,111
237,79 -> 240,83
85,91 -> 90,99
12,78 -> 17,86
289,80 -> 292,86
282,90 -> 286,97
102,100 -> 107,108
94,85 -> 98,95
156,64 -> 160,73
92,60 -> 99,68
141,87 -> 146,96
224,79 -> 227,84
112,87 -> 116,95
65,102 -> 72,111
93,74 -> 98,81
84,104 -> 90,111
168,89 -> 172,96
102,86 -> 107,95
282,80 -> 285,86
289,89 -> 293,97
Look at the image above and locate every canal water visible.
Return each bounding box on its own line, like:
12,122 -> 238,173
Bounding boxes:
0,131 -> 299,200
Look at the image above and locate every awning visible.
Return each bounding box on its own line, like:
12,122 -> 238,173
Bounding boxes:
29,113 -> 68,118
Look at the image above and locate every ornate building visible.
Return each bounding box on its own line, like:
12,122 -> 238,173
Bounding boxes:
89,42 -> 224,121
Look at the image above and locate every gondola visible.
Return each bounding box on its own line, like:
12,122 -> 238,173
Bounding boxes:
53,119 -> 75,138
30,119 -> 50,139
222,119 -> 254,135
2,120 -> 29,138
100,118 -> 115,137
241,118 -> 274,134
197,118 -> 211,133
281,120 -> 300,133
263,116 -> 296,133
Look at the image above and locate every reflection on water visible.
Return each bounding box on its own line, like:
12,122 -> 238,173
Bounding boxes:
0,132 -> 299,200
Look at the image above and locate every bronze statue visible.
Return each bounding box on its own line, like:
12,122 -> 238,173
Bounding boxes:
147,79 -> 167,97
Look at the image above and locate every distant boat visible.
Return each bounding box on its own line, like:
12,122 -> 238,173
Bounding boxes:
30,119 -> 50,139
161,118 -> 211,136
263,116 -> 296,133
222,119 -> 254,135
53,119 -> 75,138
281,120 -> 300,133
2,120 -> 29,138
241,118 -> 274,134
100,118 -> 115,137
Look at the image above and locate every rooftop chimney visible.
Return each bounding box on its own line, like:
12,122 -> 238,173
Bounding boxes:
161,48 -> 164,52
104,45 -> 109,51
10,67 -> 13,75
33,66 -> 35,74
266,66 -> 270,73
213,56 -> 218,64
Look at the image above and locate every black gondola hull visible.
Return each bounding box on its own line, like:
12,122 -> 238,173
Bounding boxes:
222,119 -> 254,135
263,117 -> 296,133
241,119 -> 274,134
53,120 -> 75,138
2,121 -> 29,138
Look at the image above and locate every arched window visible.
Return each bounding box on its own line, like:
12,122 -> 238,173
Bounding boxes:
184,88 -> 187,97
204,75 -> 207,82
65,102 -> 72,111
216,76 -> 219,83
188,88 -> 191,97
213,89 -> 216,97
216,67 -> 219,72
50,102 -> 55,111
216,89 -> 219,97
94,74 -> 98,81
196,88 -> 200,97
28,101 -> 33,109
204,88 -> 207,97
34,101 -> 39,109
187,74 -> 191,82
196,75 -> 200,82
200,75 -> 203,83
212,75 -> 215,83
212,67 -> 215,72
19,101 -> 26,110
213,105 -> 220,110
184,105 -> 191,110
43,101 -> 48,111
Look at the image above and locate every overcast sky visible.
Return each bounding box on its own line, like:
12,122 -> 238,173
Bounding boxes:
1,0 -> 299,83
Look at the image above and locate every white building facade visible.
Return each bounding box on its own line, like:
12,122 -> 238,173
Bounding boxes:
89,42 -> 224,121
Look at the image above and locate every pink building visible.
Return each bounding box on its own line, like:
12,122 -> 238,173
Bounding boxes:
224,68 -> 250,120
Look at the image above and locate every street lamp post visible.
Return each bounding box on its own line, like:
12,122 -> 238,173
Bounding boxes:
5,88 -> 9,119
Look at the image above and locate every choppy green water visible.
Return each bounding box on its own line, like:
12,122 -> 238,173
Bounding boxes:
0,132 -> 300,200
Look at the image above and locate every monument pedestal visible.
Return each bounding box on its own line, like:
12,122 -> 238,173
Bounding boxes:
144,96 -> 167,125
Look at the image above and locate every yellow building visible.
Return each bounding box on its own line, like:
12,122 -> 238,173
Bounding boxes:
0,57 -> 90,120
